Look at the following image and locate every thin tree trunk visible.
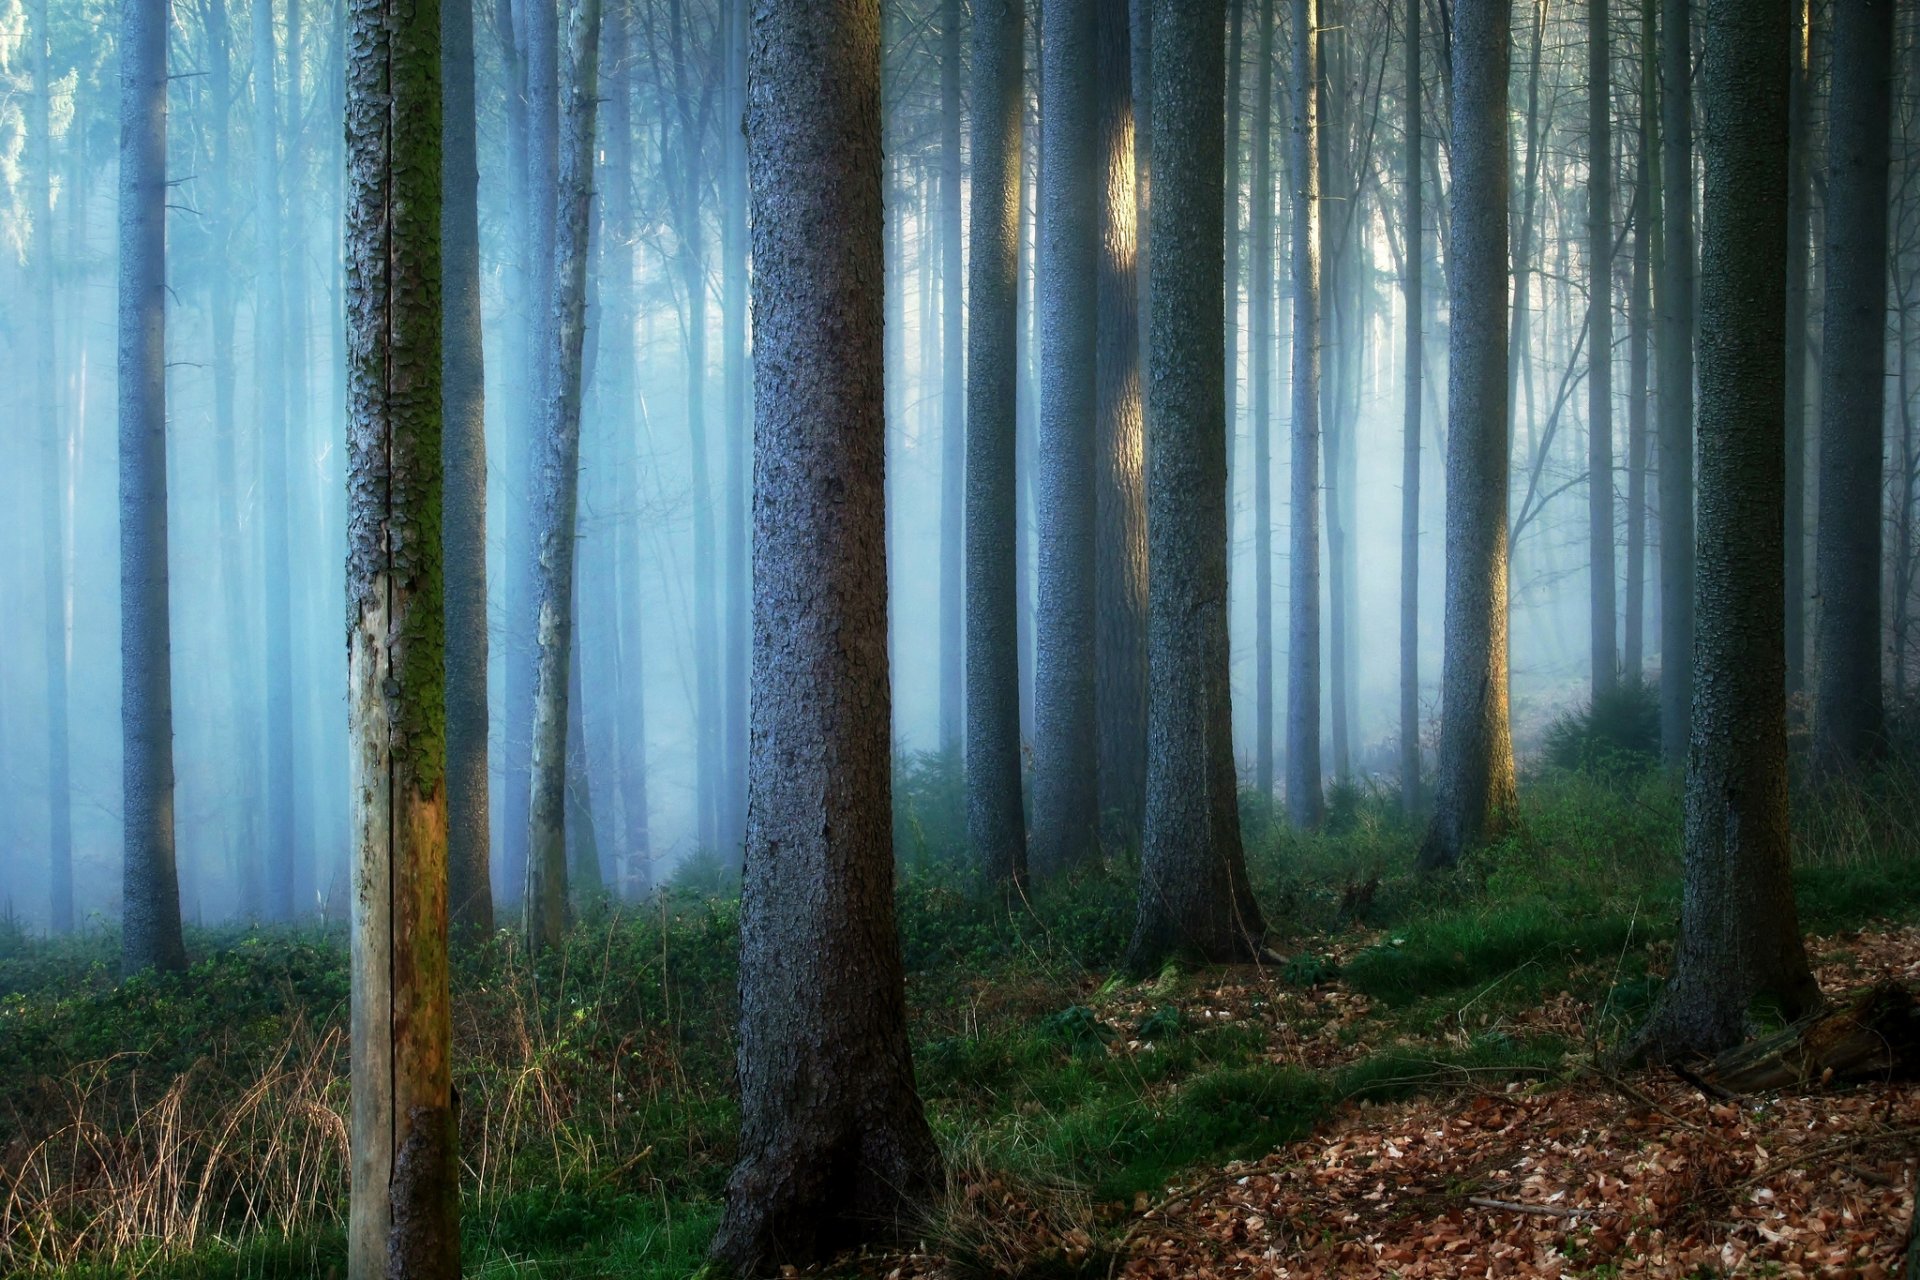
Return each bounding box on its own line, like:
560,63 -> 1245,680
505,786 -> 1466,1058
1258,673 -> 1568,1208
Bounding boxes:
443,0 -> 491,937
939,0 -> 967,758
525,0 -> 602,954
1032,0 -> 1100,878
1127,0 -> 1266,974
967,0 -> 1028,888
1814,0 -> 1894,773
119,0 -> 186,976
1095,0 -> 1147,845
721,0 -> 749,856
711,3 -> 941,1266
1589,0 -> 1618,695
1635,0 -> 1820,1061
1657,0 -> 1695,765
1784,0 -> 1812,697
1249,0 -> 1277,814
1224,0 -> 1245,581
1286,0 -> 1324,831
1420,0 -> 1515,870
345,0 -> 458,1264
1625,0 -> 1654,681
1400,0 -> 1423,813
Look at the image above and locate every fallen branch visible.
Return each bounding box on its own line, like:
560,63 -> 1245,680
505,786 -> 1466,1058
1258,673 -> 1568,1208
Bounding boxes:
1466,1196 -> 1592,1221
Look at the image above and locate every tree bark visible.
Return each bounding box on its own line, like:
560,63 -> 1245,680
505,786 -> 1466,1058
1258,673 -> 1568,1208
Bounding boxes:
1625,0 -> 1655,681
1588,0 -> 1618,696
1249,0 -> 1277,815
1032,0 -> 1101,878
443,0 -> 491,937
711,2 -> 940,1268
1657,0 -> 1695,766
1814,0 -> 1894,773
1095,0 -> 1148,846
1286,0 -> 1324,831
1126,0 -> 1267,975
345,0 -> 459,1266
1633,0 -> 1820,1061
119,0 -> 187,976
524,0 -> 602,955
966,0 -> 1029,889
1419,0 -> 1515,871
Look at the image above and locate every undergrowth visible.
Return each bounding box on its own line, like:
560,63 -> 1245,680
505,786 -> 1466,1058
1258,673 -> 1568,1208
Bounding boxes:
4,752 -> 1919,1277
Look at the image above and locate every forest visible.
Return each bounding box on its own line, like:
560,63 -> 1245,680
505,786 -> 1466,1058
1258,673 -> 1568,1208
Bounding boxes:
2,0 -> 1919,1275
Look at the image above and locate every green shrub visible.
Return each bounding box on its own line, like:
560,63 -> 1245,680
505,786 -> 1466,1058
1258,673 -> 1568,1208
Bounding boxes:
1541,675 -> 1661,777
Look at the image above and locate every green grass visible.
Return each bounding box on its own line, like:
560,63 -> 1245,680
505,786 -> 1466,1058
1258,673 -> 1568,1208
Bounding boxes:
9,753 -> 1920,1277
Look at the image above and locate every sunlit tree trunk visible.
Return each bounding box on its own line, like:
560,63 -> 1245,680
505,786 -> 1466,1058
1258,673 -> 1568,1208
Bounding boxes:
1095,1 -> 1147,846
1248,0 -> 1276,814
1286,0 -> 1324,831
1399,0 -> 1422,814
1420,0 -> 1515,871
346,0 -> 458,1266
1588,0 -> 1617,696
1814,0 -> 1894,773
120,0 -> 187,976
524,0 -> 602,955
1032,0 -> 1100,878
1657,0 -> 1695,765
710,3 -> 941,1267
443,0 -> 491,937
1126,0 -> 1266,975
966,0 -> 1028,888
1635,0 -> 1820,1060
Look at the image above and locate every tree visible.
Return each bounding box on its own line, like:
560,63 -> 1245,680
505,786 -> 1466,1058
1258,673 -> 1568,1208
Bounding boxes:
1248,0 -> 1276,813
1399,0 -> 1422,814
1286,0 -> 1324,831
344,0 -> 459,1265
710,0 -> 941,1269
1419,0 -> 1516,871
1784,0 -> 1813,697
1588,0 -> 1617,697
1657,0 -> 1695,765
1814,0 -> 1895,773
966,0 -> 1028,888
1125,0 -> 1267,974
1094,0 -> 1148,845
1624,0 -> 1656,680
525,0 -> 603,954
120,0 -> 188,977
443,0 -> 491,937
1633,0 -> 1820,1060
1032,0 -> 1100,878
939,0 -> 966,757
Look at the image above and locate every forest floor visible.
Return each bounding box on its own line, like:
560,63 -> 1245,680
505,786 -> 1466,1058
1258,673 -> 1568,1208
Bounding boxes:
4,762 -> 1920,1278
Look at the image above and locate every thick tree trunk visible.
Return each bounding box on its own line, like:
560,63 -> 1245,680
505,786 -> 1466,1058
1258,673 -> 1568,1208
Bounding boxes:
1420,0 -> 1515,871
119,0 -> 186,976
1095,1 -> 1147,846
443,0 -> 492,937
1400,0 -> 1422,815
524,0 -> 601,955
1286,0 -> 1324,831
1032,0 -> 1100,879
1126,0 -> 1266,975
966,0 -> 1028,889
1249,0 -> 1277,815
1814,0 -> 1894,773
711,3 -> 941,1267
346,0 -> 458,1267
28,0 -> 72,935
1588,0 -> 1617,696
1657,0 -> 1695,766
1634,0 -> 1820,1060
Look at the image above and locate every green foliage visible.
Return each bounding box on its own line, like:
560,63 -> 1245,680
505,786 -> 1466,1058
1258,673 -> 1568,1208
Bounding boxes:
1540,675 -> 1663,778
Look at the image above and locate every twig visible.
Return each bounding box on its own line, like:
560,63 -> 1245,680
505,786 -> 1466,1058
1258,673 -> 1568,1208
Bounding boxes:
1467,1196 -> 1593,1221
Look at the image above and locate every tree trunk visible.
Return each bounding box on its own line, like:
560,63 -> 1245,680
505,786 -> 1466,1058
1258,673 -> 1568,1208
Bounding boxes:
28,0 -> 72,935
1286,0 -> 1324,831
1032,0 -> 1100,879
1400,0 -> 1422,815
1814,0 -> 1894,773
1634,0 -> 1820,1060
1589,0 -> 1618,696
1625,0 -> 1655,681
1095,0 -> 1148,847
721,0 -> 749,858
443,0 -> 491,937
346,0 -> 459,1265
1249,0 -> 1277,815
1126,0 -> 1266,975
1657,0 -> 1695,766
1419,0 -> 1515,871
1224,0 -> 1245,590
119,0 -> 186,976
966,0 -> 1028,889
1784,0 -> 1813,698
939,0 -> 967,758
524,0 -> 601,955
711,2 -> 941,1267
